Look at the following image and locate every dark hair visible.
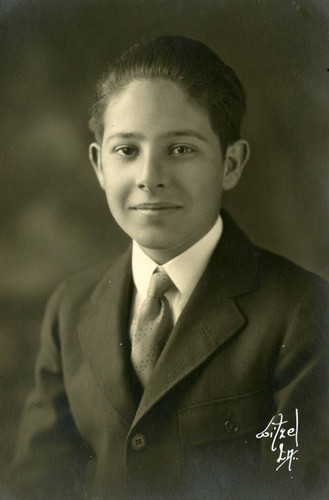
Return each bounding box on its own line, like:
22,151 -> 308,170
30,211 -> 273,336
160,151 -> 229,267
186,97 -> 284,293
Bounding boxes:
89,36 -> 246,154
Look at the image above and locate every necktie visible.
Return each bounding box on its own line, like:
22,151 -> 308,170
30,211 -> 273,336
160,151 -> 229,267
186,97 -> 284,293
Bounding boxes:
131,269 -> 174,386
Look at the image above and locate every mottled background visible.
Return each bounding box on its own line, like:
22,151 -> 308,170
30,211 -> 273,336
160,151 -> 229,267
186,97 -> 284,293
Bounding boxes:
1,0 -> 328,487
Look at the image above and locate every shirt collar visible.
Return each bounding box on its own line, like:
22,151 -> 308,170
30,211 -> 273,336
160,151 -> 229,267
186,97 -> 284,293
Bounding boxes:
132,215 -> 223,300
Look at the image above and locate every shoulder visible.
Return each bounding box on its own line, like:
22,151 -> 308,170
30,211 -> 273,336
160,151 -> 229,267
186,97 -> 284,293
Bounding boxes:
45,247 -> 132,317
221,210 -> 329,334
256,247 -> 329,308
254,250 -> 329,347
258,247 -> 327,287
221,210 -> 329,306
236,247 -> 329,351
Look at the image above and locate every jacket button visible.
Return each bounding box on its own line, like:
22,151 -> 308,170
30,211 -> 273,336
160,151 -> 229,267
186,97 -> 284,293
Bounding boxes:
225,418 -> 239,433
131,433 -> 147,450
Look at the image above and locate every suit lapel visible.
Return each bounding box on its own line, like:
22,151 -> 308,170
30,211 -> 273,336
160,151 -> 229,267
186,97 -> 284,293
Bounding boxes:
133,298 -> 246,426
78,247 -> 139,427
78,211 -> 261,428
133,211 -> 261,426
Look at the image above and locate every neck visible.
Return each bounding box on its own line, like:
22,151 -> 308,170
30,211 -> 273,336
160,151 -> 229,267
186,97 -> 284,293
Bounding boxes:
138,219 -> 222,265
138,246 -> 182,265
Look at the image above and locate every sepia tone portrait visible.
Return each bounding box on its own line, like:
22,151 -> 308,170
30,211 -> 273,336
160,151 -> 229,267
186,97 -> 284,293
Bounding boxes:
1,1 -> 329,499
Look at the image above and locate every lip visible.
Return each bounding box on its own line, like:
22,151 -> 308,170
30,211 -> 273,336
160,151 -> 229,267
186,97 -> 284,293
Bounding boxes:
130,202 -> 182,218
132,202 -> 182,210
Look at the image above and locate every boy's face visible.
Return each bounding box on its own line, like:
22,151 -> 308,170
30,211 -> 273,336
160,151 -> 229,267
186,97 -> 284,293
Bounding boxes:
90,79 -> 248,263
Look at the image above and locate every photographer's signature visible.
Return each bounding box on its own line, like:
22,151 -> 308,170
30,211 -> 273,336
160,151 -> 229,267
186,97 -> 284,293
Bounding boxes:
256,409 -> 299,472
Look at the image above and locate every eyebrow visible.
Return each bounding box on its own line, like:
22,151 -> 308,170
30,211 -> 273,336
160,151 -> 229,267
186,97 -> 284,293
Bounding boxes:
164,130 -> 208,142
105,133 -> 142,142
105,130 -> 208,143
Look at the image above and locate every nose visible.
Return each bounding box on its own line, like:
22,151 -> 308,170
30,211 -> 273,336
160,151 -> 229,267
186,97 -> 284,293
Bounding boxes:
135,151 -> 167,190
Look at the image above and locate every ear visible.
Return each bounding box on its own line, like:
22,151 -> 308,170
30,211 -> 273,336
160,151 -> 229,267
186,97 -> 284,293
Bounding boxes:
89,142 -> 105,189
222,139 -> 250,191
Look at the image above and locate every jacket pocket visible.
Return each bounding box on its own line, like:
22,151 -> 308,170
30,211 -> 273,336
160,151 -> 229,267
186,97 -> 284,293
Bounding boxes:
178,390 -> 271,446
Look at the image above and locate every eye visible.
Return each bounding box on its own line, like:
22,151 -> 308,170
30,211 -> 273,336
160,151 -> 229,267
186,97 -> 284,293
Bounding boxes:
114,146 -> 138,157
170,145 -> 195,155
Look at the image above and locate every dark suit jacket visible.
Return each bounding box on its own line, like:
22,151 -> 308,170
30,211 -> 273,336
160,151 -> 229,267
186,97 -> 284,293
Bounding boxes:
8,212 -> 329,499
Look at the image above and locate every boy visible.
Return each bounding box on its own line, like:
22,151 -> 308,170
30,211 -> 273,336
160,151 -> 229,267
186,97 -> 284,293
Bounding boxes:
9,36 -> 329,499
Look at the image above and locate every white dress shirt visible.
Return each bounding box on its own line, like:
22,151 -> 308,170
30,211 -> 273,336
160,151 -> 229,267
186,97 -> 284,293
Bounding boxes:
130,215 -> 223,340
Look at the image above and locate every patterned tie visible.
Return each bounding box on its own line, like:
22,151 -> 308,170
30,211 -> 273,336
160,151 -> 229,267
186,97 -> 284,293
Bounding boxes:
131,268 -> 174,387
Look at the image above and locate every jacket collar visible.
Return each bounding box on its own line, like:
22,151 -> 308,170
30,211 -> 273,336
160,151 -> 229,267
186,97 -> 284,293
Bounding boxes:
78,211 -> 260,427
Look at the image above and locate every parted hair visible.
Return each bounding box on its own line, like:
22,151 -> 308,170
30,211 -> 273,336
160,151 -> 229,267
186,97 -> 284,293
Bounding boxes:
89,36 -> 246,154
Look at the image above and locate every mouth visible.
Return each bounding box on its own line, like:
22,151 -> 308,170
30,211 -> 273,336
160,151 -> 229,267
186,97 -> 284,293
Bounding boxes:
132,202 -> 181,210
130,202 -> 182,216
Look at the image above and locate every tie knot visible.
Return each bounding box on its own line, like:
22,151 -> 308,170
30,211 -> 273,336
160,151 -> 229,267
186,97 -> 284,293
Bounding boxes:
147,269 -> 173,299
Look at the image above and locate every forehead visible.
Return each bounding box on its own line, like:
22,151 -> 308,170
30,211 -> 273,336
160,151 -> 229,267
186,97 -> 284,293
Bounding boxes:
102,79 -> 217,142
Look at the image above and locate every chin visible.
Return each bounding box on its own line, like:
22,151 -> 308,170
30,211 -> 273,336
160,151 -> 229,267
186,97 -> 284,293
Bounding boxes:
132,230 -> 180,251
135,237 -> 175,251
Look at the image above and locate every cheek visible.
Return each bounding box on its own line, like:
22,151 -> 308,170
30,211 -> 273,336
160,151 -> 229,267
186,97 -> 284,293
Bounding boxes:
192,167 -> 223,202
102,173 -> 133,217
194,176 -> 223,220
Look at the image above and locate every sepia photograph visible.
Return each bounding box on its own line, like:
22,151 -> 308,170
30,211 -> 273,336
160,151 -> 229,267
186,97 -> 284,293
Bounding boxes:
1,1 -> 329,498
